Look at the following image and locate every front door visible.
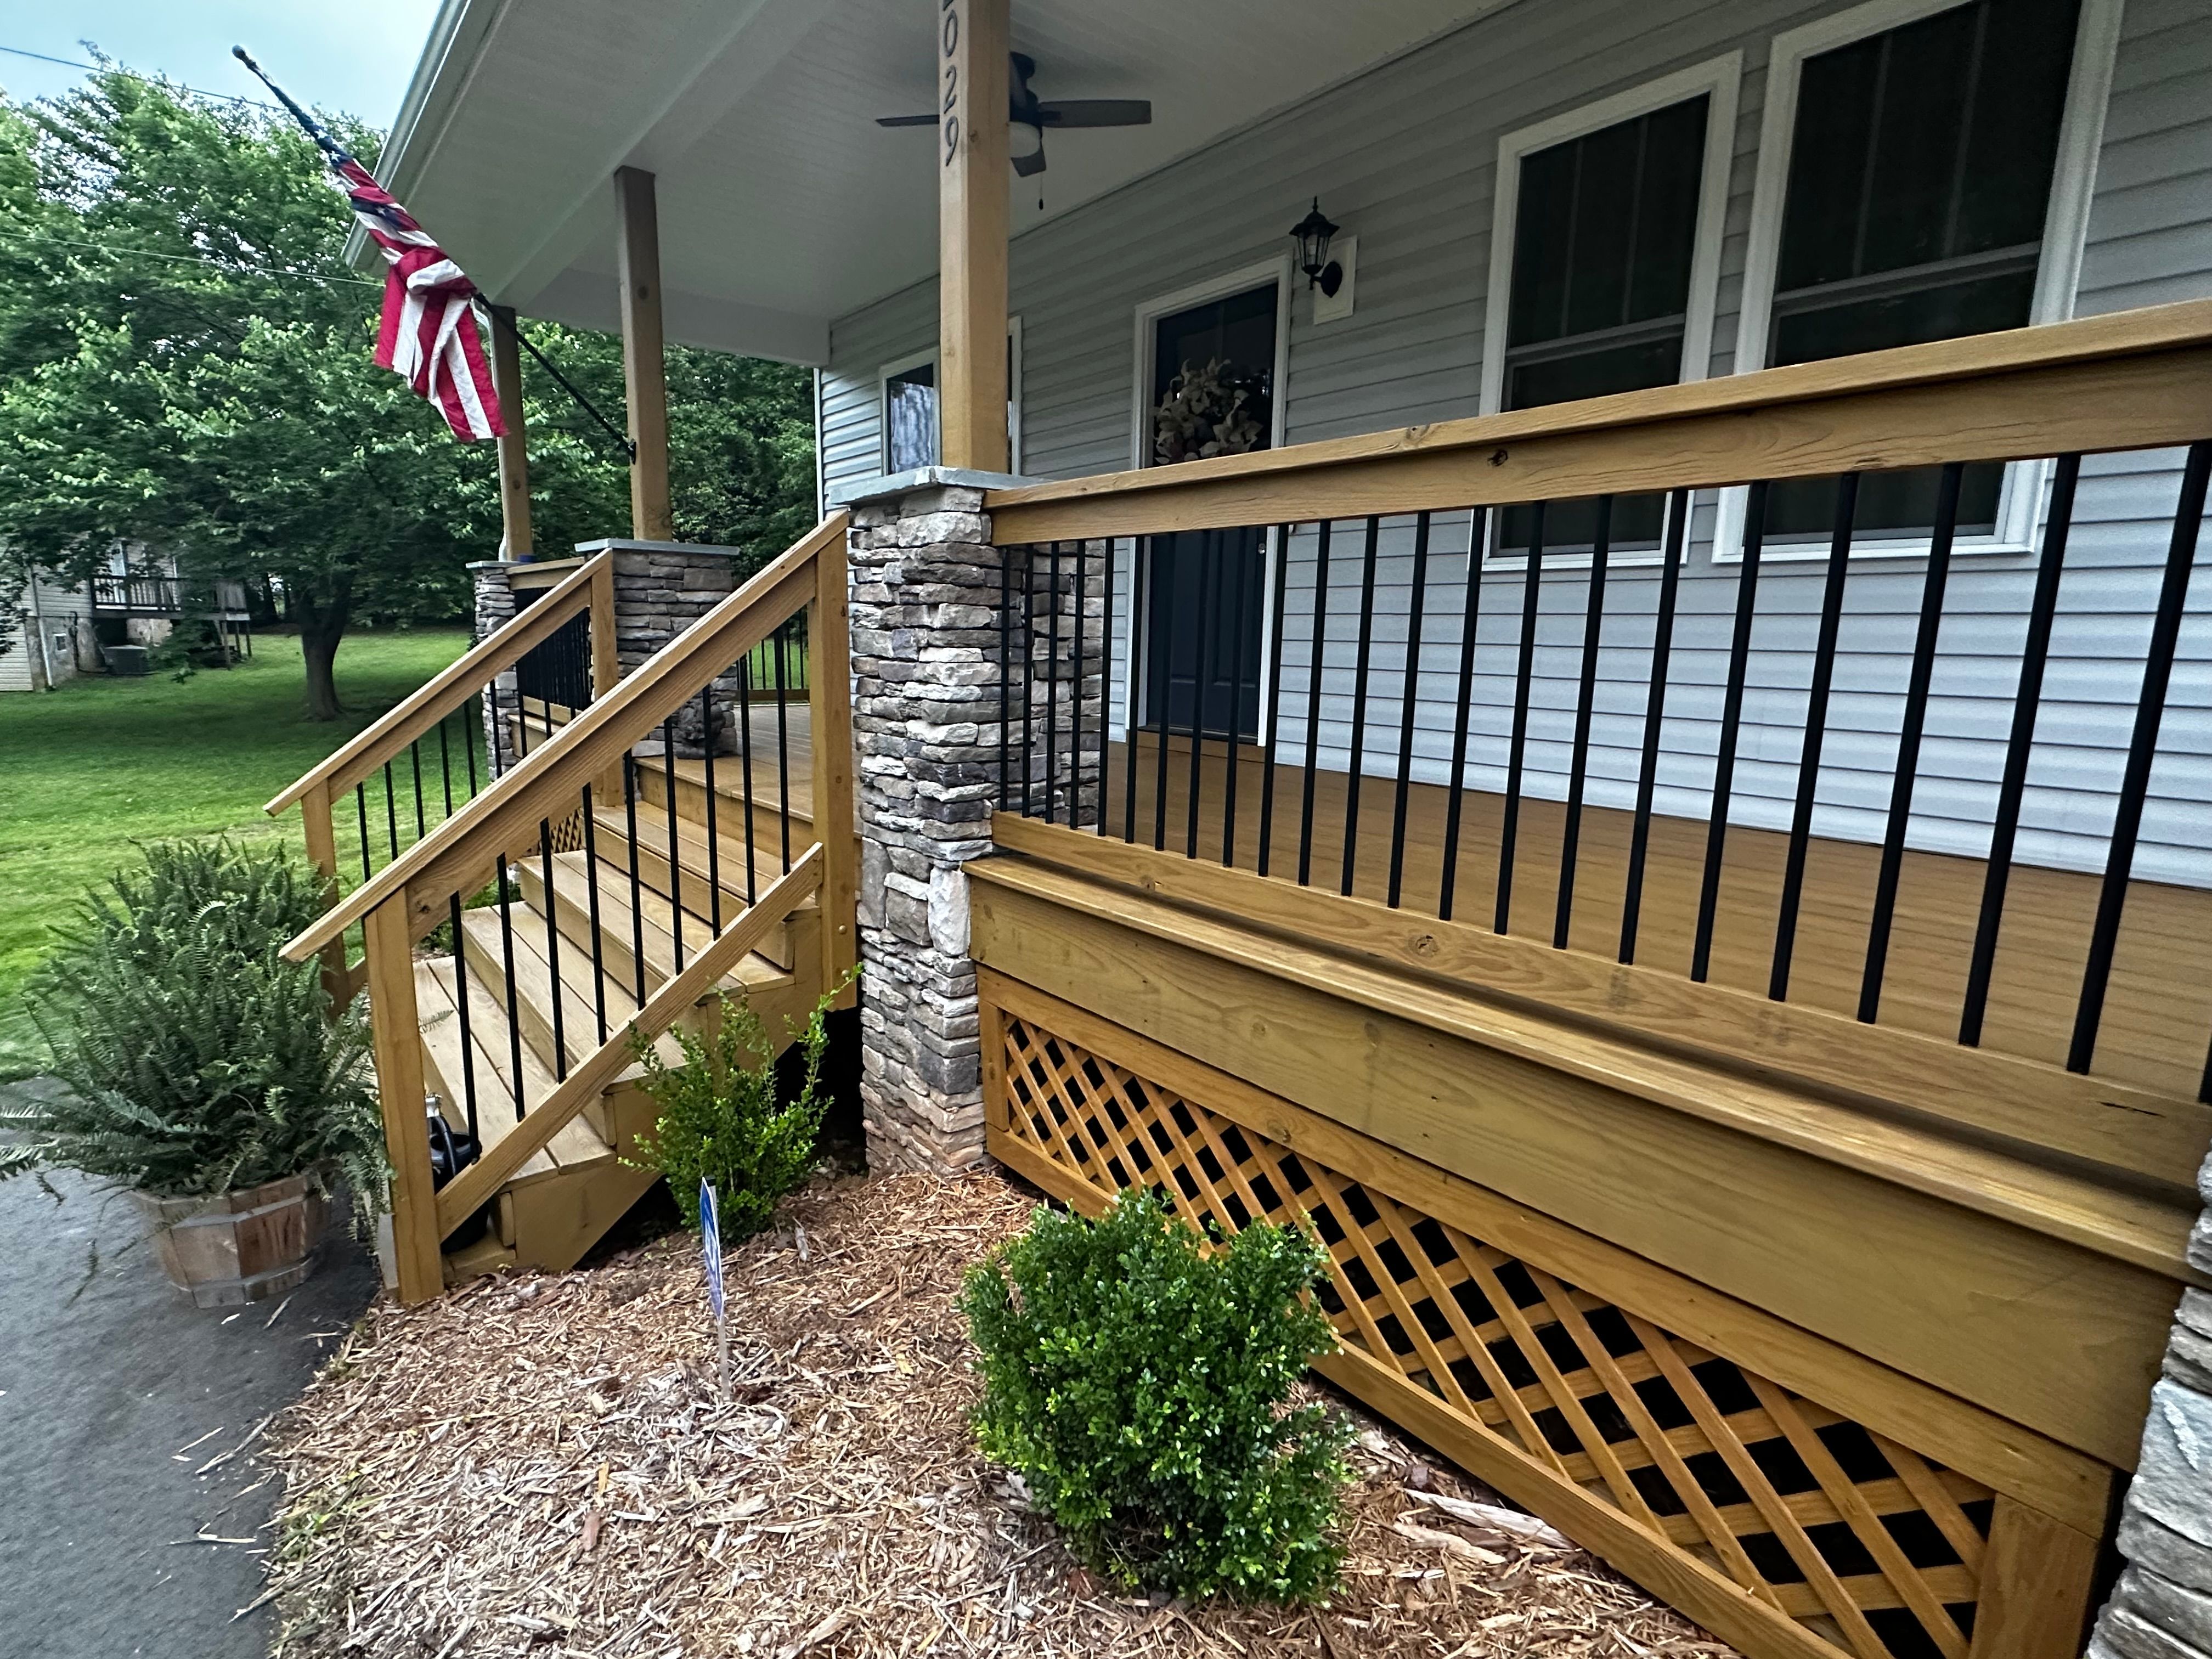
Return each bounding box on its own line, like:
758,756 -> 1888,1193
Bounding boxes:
1142,283 -> 1276,740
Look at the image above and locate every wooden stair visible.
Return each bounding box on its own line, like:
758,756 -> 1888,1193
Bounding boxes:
415,731 -> 824,1282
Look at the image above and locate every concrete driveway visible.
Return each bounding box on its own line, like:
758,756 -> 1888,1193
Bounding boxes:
0,1077 -> 380,1659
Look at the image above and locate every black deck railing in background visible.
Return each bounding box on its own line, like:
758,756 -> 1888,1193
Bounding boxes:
997,439 -> 2212,1098
513,604 -> 593,714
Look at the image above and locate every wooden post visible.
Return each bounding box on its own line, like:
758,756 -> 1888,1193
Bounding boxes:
614,167 -> 674,541
488,303 -> 533,561
936,0 -> 1009,473
299,777 -> 353,1011
363,901 -> 443,1304
589,552 -> 619,697
809,538 -> 860,1007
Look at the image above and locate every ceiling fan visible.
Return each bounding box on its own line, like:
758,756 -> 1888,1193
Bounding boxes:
877,52 -> 1150,177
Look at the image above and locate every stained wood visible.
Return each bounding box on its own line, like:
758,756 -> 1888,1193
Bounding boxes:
284,515 -> 844,961
1966,1497 -> 2107,1659
614,166 -> 672,541
980,966 -> 2110,1532
990,814 -> 2212,1189
489,302 -> 532,558
937,0 -> 1009,472
1073,733 -> 2212,1107
364,902 -> 442,1304
985,299 -> 2212,541
810,543 -> 861,1002
968,867 -> 2180,1466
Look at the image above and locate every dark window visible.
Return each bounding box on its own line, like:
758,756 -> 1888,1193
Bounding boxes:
1143,284 -> 1277,738
1762,0 -> 2081,542
1497,94 -> 1712,559
884,360 -> 935,473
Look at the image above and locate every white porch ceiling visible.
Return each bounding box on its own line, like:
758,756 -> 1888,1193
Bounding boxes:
379,0 -> 1506,363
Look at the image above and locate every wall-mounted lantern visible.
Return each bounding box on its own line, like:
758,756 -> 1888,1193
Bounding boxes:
1289,199 -> 1344,297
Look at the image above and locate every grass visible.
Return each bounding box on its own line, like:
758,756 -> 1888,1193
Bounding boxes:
0,628 -> 470,1080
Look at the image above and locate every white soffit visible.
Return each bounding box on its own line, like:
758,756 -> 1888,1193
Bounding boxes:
381,0 -> 1504,363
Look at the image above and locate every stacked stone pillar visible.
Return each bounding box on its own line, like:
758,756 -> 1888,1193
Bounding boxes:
2091,1165 -> 2212,1658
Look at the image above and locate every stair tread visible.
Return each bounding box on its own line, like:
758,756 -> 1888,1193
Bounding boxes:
456,905 -> 681,1080
536,848 -> 800,990
593,804 -> 806,918
413,957 -> 614,1182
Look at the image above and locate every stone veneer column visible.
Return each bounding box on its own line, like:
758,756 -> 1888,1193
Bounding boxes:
2091,1163 -> 2212,1659
469,559 -> 520,774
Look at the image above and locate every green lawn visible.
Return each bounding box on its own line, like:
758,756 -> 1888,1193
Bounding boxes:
0,628 -> 470,1079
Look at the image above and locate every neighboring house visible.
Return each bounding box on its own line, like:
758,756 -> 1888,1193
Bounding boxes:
0,570 -> 95,693
308,4 -> 2212,1657
0,550 -> 253,692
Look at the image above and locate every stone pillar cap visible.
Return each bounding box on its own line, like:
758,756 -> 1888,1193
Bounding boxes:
827,466 -> 1034,509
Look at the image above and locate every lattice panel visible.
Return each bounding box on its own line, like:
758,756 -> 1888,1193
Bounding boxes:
996,1011 -> 1998,1659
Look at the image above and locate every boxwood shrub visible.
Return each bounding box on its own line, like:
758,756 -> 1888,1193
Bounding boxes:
961,1188 -> 1351,1601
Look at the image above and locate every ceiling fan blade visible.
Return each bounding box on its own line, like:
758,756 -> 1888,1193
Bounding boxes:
1012,145 -> 1048,178
875,114 -> 936,127
1035,99 -> 1152,128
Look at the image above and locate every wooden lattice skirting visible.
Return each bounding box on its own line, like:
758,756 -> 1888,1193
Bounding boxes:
978,969 -> 2115,1659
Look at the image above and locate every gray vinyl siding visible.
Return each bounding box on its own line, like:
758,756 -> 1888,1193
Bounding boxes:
822,0 -> 2212,888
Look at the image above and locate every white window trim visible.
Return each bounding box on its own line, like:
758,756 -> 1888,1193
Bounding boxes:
1718,0 -> 2123,562
1123,256 -> 1294,742
1479,53 -> 1743,420
874,317 -> 1025,475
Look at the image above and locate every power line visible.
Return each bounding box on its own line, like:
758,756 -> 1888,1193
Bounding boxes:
0,44 -> 281,110
15,228 -> 380,287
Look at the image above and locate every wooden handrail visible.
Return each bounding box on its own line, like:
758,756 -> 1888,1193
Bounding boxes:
985,297 -> 2212,541
282,511 -> 849,962
264,551 -> 610,816
430,847 -> 825,1238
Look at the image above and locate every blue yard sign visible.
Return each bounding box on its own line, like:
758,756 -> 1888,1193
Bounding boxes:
699,1179 -> 725,1319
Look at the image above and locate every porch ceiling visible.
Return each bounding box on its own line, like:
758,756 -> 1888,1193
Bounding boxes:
378,0 -> 1504,364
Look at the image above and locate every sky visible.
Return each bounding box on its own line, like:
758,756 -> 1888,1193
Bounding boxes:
0,1 -> 443,129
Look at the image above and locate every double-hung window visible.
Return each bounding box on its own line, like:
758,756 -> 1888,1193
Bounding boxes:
1484,58 -> 1739,559
1737,0 -> 2107,549
877,321 -> 1024,475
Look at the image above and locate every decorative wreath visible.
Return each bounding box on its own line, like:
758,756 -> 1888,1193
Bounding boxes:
1153,357 -> 1268,465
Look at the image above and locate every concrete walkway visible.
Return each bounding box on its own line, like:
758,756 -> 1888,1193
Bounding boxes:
0,1077 -> 379,1659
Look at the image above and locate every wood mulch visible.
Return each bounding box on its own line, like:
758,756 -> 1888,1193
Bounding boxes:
258,1169 -> 1735,1658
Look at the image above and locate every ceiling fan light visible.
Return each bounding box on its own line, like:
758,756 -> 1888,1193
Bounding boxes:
1009,120 -> 1045,162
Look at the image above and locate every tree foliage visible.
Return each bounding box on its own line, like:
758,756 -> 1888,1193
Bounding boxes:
0,66 -> 813,715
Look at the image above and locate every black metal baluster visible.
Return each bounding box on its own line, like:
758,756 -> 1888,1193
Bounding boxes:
1047,543 -> 1064,826
1098,538 -> 1114,838
1222,533 -> 1250,867
623,754 -> 648,1006
465,696 -> 481,796
1771,476 -> 1860,1002
1691,483 -> 1770,984
1153,545 -> 1176,851
699,688 -> 723,932
497,854 -> 525,1120
1621,490 -> 1689,964
737,657 -> 758,904
1256,526 -> 1292,877
438,717 -> 454,820
486,680 -> 504,779
1297,521 -> 1333,885
662,720 -> 685,972
1187,532 -> 1217,860
772,625 -> 793,872
383,763 -> 401,861
1961,454 -> 2080,1045
448,892 -> 478,1145
1022,552 -> 1040,821
356,782 -> 373,882
1388,513 -> 1432,909
1000,547 -> 1013,810
539,817 -> 568,1081
1439,510 -> 1489,923
2068,440 -> 2210,1074
581,781 -> 608,1044
1554,498 -> 1613,950
1124,542 -> 1143,844
1070,541 -> 1087,831
1339,517 -> 1381,898
408,742 -> 427,843
1859,463 -> 1963,1022
1496,504 -> 1547,935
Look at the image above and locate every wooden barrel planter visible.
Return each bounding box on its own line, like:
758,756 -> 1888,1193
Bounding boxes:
133,1173 -> 329,1308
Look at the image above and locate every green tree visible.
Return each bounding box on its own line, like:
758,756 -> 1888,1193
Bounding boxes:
0,67 -> 814,718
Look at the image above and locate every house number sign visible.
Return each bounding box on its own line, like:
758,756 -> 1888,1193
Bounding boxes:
941,0 -> 961,167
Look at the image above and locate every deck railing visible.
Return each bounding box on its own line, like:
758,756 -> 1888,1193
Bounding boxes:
984,300 -> 2212,1170
276,515 -> 856,1301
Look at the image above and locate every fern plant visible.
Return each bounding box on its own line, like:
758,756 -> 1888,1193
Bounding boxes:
0,838 -> 386,1209
625,973 -> 852,1242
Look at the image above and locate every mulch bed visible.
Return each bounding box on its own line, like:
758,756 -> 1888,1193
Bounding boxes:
259,1169 -> 1734,1658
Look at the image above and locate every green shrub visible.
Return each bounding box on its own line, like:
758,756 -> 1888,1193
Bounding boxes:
625,974 -> 850,1242
961,1189 -> 1351,1602
0,838 -> 385,1206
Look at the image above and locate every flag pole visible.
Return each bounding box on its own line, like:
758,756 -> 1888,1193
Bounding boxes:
232,46 -> 634,462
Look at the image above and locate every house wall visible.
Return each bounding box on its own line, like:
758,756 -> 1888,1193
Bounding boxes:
0,576 -> 95,693
820,0 -> 2212,887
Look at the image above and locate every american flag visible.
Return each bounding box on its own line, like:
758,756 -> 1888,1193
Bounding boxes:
330,154 -> 505,442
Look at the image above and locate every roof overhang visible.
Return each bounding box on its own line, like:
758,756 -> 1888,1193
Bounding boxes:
371,0 -> 1508,364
